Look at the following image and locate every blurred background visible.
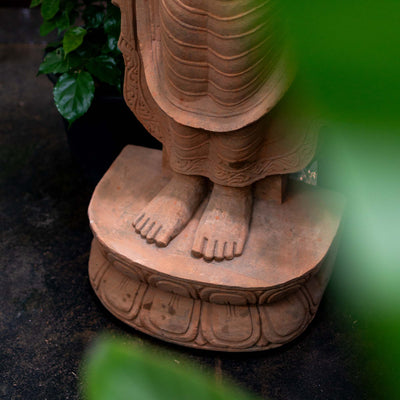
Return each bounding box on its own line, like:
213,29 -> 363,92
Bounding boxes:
281,2 -> 400,397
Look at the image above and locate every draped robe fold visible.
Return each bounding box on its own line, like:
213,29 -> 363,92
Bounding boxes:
114,0 -> 319,187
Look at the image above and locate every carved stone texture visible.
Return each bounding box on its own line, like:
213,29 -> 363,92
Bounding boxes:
88,146 -> 345,351
137,0 -> 291,132
110,0 -> 322,261
112,0 -> 319,187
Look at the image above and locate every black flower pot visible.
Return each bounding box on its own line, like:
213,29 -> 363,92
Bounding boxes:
59,84 -> 161,186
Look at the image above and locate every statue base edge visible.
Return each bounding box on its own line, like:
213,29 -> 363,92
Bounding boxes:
88,235 -> 339,352
87,145 -> 344,352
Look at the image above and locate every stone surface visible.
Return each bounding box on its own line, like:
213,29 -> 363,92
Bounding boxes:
133,0 -> 291,132
113,0 -> 320,262
88,145 -> 344,351
114,0 -> 318,185
254,175 -> 288,204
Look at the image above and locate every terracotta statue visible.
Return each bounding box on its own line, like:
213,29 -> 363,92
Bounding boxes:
86,0 -> 343,351
113,0 -> 317,261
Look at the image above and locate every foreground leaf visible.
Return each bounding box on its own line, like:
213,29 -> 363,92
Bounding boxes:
280,0 -> 400,129
82,337 -> 261,400
53,72 -> 95,124
63,27 -> 87,56
41,0 -> 60,20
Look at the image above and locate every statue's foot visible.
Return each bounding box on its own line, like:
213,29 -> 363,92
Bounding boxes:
133,173 -> 207,247
192,184 -> 253,261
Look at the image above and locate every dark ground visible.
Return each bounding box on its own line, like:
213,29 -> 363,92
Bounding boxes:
1,8 -> 370,400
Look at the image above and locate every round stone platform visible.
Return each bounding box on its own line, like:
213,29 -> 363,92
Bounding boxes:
88,145 -> 344,351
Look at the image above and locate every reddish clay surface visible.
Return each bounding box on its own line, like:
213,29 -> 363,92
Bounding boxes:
88,146 -> 344,351
112,0 -> 319,260
88,1 -> 343,350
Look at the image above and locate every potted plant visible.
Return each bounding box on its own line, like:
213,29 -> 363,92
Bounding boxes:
30,0 -> 160,184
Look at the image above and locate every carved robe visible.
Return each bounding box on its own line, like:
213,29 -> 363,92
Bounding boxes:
114,0 -> 318,186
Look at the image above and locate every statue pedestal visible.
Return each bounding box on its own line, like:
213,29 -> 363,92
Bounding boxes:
88,145 -> 344,351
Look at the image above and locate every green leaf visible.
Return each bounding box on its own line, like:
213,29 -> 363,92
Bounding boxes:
30,0 -> 42,8
86,55 -> 121,88
53,72 -> 95,124
84,5 -> 105,29
103,4 -> 120,52
65,52 -> 83,70
41,0 -> 60,20
61,0 -> 76,25
280,0 -> 400,129
63,27 -> 87,56
64,0 -> 74,13
39,19 -> 57,36
55,11 -> 70,32
105,35 -> 118,52
38,48 -> 69,75
104,4 -> 120,37
82,337 -> 260,400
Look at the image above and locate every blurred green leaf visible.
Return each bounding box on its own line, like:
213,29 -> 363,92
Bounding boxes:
276,2 -> 400,396
316,109 -> 400,400
63,27 -> 87,56
87,55 -> 121,88
39,19 -> 57,36
55,11 -> 70,32
41,0 -> 60,20
30,0 -> 42,8
53,71 -> 95,124
82,337 -> 260,400
279,0 -> 400,129
63,0 -> 76,25
38,48 -> 69,75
